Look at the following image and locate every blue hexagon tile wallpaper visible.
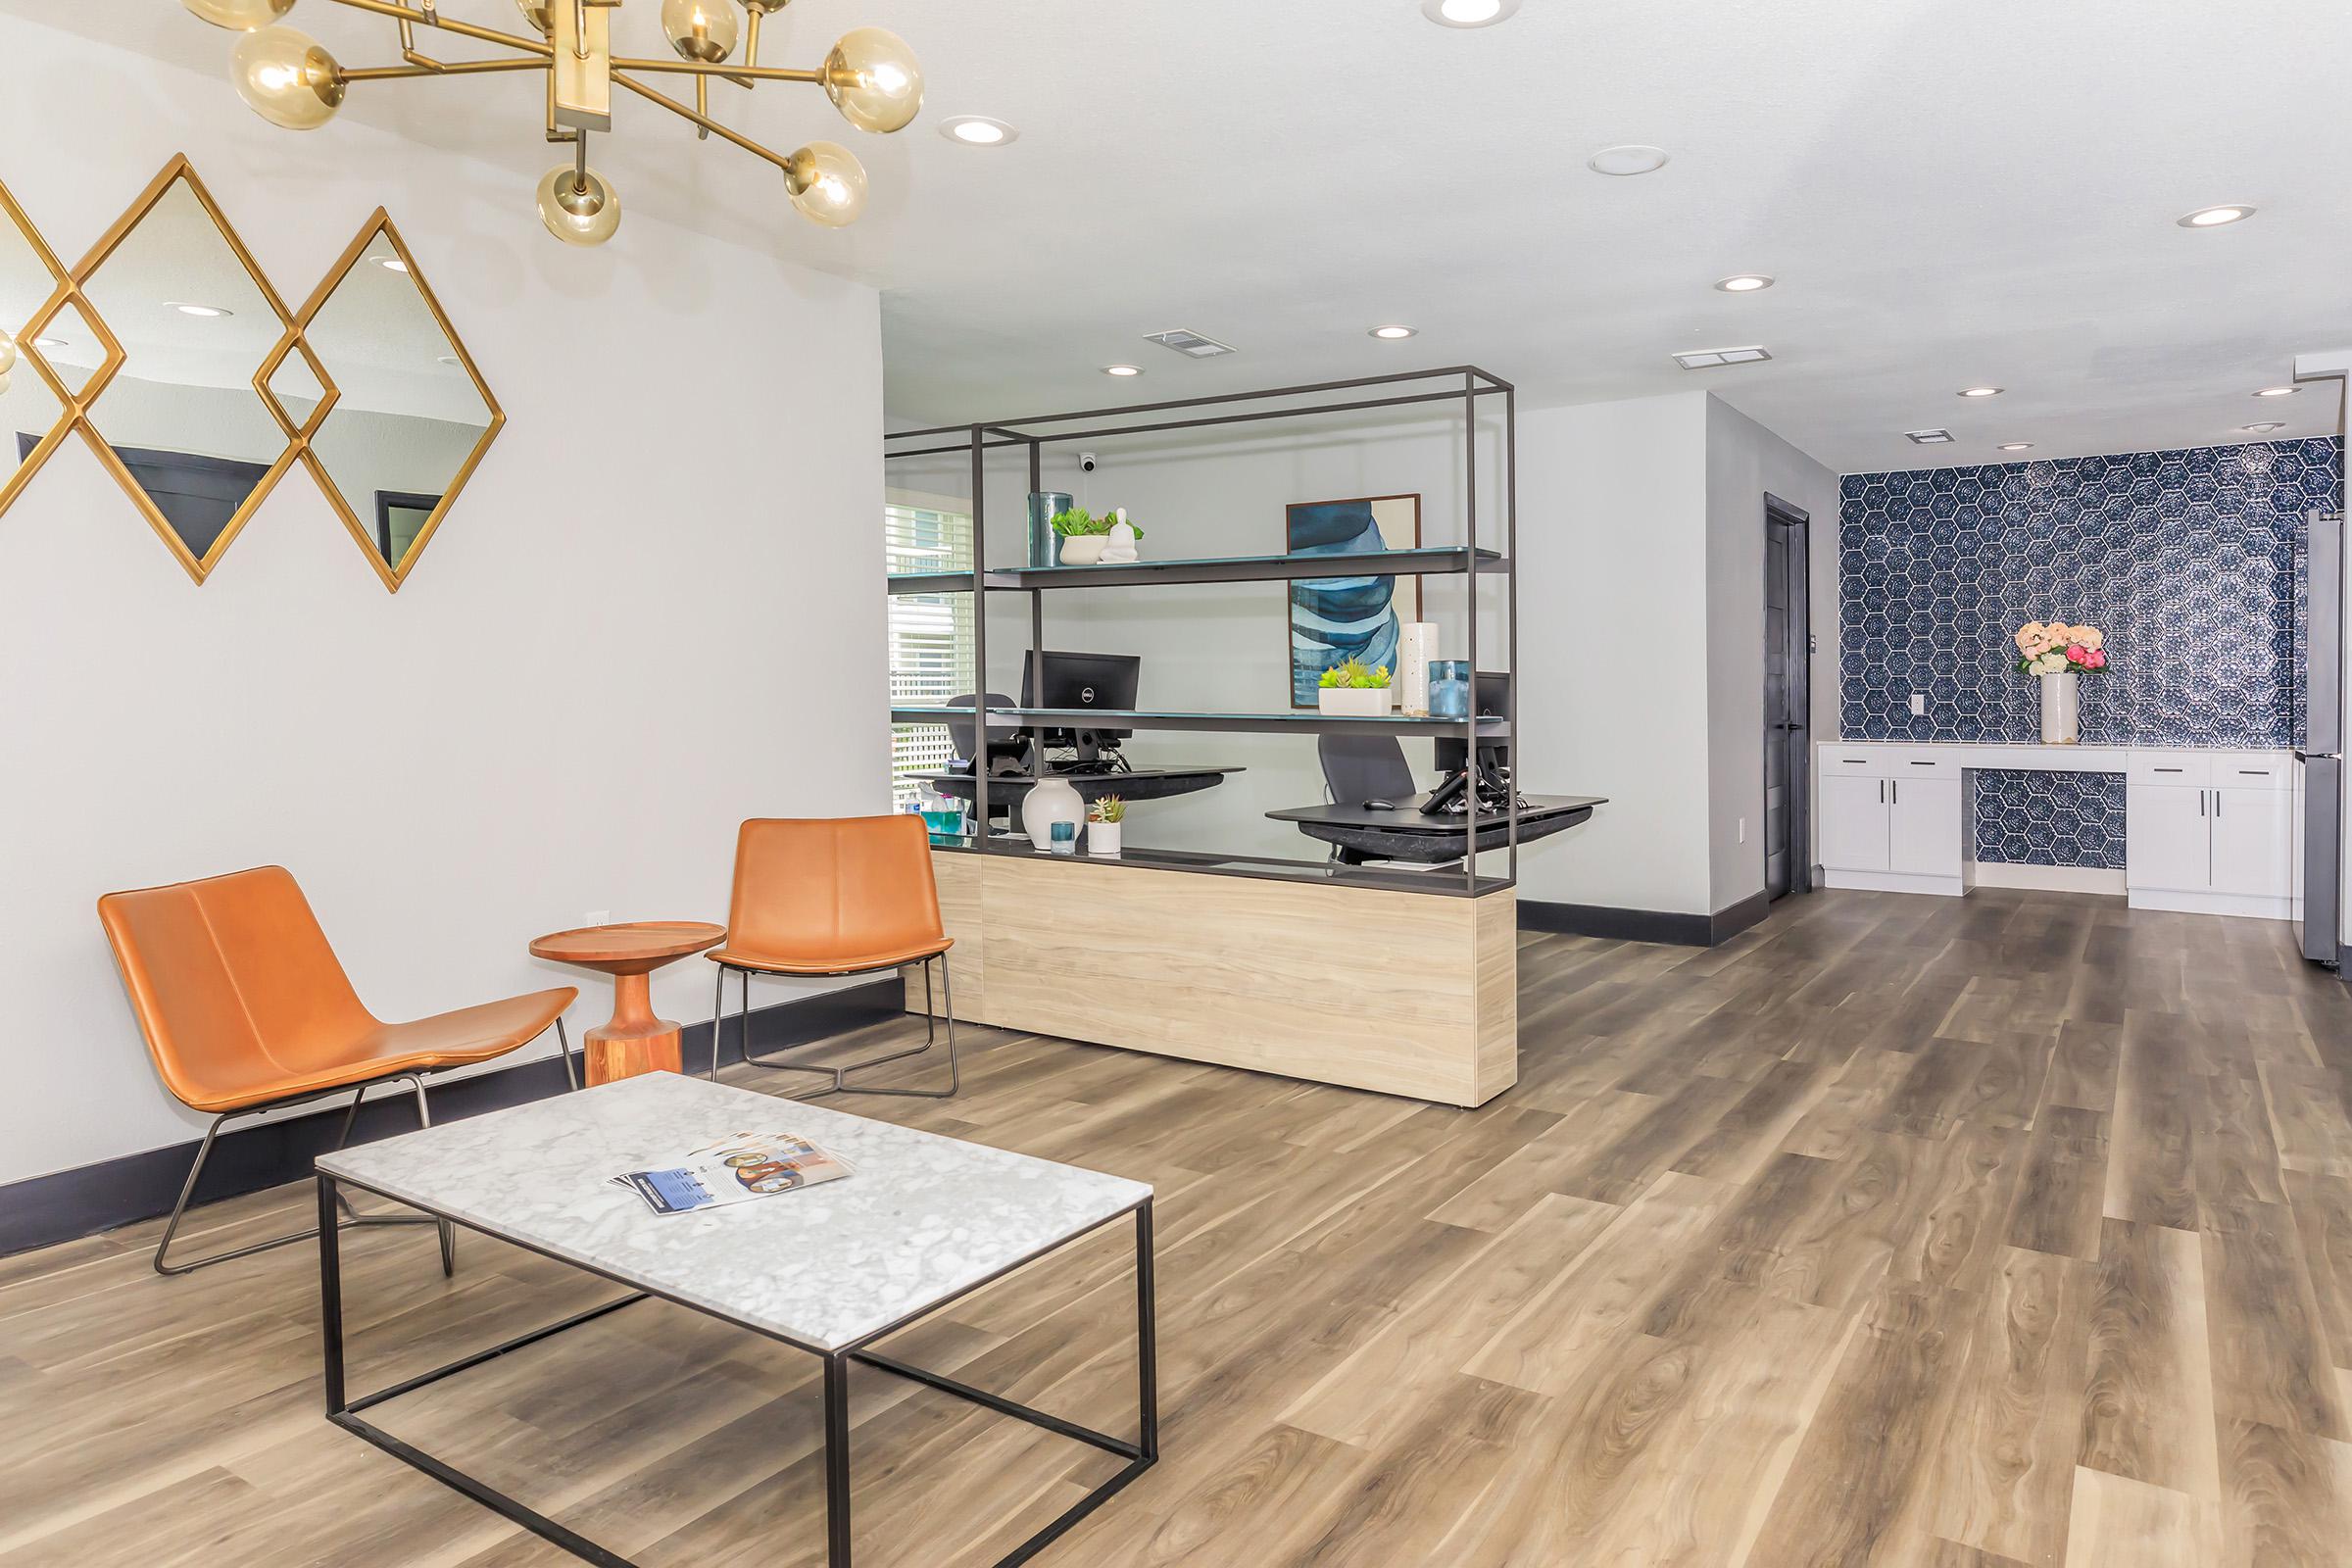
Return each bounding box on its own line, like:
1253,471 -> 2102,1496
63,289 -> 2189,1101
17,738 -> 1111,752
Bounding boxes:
1840,437 -> 2341,864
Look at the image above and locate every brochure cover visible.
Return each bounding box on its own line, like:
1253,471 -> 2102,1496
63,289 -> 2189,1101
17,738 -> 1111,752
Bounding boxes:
613,1131 -> 855,1216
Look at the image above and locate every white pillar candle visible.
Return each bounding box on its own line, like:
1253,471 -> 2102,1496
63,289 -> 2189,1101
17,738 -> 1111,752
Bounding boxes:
1399,621 -> 1437,716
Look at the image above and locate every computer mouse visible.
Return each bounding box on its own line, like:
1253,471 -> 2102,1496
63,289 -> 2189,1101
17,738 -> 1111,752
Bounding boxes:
1363,798 -> 1396,810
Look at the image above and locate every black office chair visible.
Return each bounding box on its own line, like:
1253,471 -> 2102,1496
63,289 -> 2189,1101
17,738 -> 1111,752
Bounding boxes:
946,693 -> 1026,826
1319,733 -> 1416,809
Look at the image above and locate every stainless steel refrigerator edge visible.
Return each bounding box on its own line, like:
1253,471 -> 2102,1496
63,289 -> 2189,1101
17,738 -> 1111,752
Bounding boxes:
2295,508 -> 2345,966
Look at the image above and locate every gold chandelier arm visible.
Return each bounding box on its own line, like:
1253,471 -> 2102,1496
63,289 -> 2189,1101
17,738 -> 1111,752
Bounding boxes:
611,70 -> 791,169
321,0 -> 554,58
609,55 -> 821,83
341,57 -> 553,81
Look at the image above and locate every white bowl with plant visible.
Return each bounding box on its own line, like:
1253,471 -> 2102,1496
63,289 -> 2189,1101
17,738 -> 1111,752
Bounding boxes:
1051,506 -> 1145,565
1088,795 -> 1126,856
1316,658 -> 1394,716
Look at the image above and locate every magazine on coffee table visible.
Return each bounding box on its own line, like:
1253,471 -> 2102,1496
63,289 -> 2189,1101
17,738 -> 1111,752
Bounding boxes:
612,1130 -> 855,1216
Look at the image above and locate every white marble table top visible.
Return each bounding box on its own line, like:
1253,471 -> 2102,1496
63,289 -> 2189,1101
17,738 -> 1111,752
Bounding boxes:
317,1073 -> 1151,1352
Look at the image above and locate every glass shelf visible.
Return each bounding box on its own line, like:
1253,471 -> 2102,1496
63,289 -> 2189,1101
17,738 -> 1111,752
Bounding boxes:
884,545 -> 1505,596
889,706 -> 1507,738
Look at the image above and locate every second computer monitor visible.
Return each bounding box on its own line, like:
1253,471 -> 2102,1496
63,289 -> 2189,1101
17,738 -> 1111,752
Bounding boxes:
1023,650 -> 1142,751
1435,671 -> 1512,774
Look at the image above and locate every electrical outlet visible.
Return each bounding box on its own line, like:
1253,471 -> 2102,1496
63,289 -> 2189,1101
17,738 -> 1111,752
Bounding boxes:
586,908 -> 611,926
1910,693 -> 1927,716
1738,817 -> 1746,844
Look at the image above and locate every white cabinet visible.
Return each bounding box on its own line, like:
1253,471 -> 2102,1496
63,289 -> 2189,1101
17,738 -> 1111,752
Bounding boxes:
2126,769 -> 2295,916
1819,774 -> 1891,873
1888,777 -> 1963,876
2211,787 -> 2293,898
2126,784 -> 2211,893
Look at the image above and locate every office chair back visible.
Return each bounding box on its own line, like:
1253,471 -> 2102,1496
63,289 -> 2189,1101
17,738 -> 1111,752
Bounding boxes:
944,692 -> 1018,769
1319,733 -> 1417,808
724,814 -> 946,969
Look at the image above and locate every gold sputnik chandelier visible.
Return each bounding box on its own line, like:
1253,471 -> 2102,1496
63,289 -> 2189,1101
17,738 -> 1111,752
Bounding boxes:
179,0 -> 922,245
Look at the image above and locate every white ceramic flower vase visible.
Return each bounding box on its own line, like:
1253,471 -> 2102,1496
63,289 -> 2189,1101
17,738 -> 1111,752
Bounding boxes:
1059,534 -> 1106,565
2039,670 -> 2079,745
1020,775 -> 1085,849
1318,685 -> 1392,717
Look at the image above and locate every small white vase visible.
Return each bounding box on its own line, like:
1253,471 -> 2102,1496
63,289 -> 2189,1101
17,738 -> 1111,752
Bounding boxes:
1398,622 -> 1437,716
2039,670 -> 2079,745
1059,534 -> 1106,565
1020,775 -> 1085,848
1318,685 -> 1393,717
1088,819 -> 1122,857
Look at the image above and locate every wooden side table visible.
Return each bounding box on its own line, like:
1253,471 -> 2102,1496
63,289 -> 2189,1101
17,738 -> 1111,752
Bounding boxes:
528,921 -> 726,1086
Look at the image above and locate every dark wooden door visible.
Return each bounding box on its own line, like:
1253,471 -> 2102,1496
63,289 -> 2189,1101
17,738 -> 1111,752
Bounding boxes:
1765,501 -> 1812,901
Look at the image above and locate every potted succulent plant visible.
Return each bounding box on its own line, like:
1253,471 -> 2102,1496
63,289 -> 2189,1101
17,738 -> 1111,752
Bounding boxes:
1051,506 -> 1145,565
1088,795 -> 1126,857
1317,658 -> 1394,717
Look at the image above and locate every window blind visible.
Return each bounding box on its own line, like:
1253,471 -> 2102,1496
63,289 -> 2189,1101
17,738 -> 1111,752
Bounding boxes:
885,504 -> 975,805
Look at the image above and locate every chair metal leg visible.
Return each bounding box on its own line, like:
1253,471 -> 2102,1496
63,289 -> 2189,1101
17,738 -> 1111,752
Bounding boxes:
709,962 -> 728,1078
408,1075 -> 456,1278
833,955 -> 961,1101
555,1015 -> 578,1092
734,963 -> 847,1100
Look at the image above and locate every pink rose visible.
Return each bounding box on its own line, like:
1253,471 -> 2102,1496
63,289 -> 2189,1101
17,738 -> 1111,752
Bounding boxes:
2065,644 -> 2087,662
2085,650 -> 2106,669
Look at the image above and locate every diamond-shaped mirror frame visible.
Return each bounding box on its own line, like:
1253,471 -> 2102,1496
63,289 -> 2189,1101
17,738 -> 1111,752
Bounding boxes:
0,176 -> 104,519
284,209 -> 504,595
54,155 -> 303,585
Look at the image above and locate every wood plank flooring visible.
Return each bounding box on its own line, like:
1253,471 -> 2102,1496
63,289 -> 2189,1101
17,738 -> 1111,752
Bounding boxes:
5,887 -> 2352,1566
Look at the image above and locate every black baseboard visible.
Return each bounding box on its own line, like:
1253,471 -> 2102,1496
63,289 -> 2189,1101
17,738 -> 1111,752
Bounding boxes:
0,976 -> 905,1260
1520,889 -> 1774,949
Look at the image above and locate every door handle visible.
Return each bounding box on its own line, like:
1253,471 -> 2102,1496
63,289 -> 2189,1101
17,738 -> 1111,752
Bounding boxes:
1879,780 -> 1886,804
1891,780 -> 1899,805
2199,790 -> 2206,817
2214,789 -> 2223,818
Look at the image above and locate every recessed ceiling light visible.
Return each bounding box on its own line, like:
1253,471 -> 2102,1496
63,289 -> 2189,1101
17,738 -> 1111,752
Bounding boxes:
2254,386 -> 2299,398
368,254 -> 410,273
1102,365 -> 1144,377
1714,274 -> 1774,293
1673,345 -> 1772,370
436,354 -> 462,368
2179,205 -> 2256,228
1421,0 -> 1519,26
2243,421 -> 2286,433
1589,144 -> 1670,177
939,116 -> 1017,146
1957,386 -> 2003,398
169,302 -> 232,318
1369,324 -> 1418,340
1998,442 -> 2034,452
1905,429 -> 1956,445
1143,327 -> 1235,359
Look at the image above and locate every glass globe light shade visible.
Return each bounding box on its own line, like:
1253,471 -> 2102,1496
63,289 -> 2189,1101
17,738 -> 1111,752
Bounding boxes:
536,165 -> 622,247
182,0 -> 298,31
233,27 -> 345,129
514,1 -> 553,33
662,0 -> 739,64
823,27 -> 923,133
785,142 -> 868,228
0,331 -> 16,377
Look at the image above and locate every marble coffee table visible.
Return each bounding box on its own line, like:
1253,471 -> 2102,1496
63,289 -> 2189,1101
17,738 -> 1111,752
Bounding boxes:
314,1071 -> 1156,1567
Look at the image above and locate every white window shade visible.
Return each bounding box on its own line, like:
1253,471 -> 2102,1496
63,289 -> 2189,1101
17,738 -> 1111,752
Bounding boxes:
886,504 -> 975,805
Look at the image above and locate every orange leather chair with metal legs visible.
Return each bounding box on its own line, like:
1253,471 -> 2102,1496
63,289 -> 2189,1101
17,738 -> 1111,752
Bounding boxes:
707,815 -> 960,1099
98,865 -> 578,1276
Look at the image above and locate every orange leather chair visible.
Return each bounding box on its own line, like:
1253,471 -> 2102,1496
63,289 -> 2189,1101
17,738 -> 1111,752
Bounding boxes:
98,865 -> 577,1276
707,815 -> 959,1098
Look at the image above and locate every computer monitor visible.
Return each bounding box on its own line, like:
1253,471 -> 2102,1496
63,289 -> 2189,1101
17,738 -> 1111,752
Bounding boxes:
1022,650 -> 1142,758
1435,671 -> 1512,774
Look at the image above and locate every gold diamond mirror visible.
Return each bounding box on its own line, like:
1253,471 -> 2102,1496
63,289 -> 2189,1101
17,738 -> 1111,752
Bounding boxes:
0,178 -> 80,518
63,157 -> 301,583
283,210 -> 502,593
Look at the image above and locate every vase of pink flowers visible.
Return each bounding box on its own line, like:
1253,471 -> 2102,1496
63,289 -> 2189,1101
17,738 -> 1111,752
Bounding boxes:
2014,620 -> 2106,745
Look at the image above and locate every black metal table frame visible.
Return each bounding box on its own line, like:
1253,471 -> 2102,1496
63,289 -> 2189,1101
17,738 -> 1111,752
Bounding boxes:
316,1173 -> 1156,1568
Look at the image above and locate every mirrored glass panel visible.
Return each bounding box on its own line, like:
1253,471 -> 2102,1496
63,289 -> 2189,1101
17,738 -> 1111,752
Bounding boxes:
294,214 -> 501,592
0,181 -> 74,513
77,162 -> 296,581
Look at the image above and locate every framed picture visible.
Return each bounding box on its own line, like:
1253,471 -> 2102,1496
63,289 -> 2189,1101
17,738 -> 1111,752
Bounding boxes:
1286,493 -> 1421,707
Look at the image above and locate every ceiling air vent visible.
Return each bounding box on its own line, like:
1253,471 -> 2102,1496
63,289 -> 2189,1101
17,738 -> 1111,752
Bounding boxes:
1904,428 -> 1956,445
1672,345 -> 1772,370
1144,328 -> 1237,359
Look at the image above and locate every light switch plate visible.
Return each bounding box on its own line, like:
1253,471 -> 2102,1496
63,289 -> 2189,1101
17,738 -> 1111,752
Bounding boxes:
1910,693 -> 1927,715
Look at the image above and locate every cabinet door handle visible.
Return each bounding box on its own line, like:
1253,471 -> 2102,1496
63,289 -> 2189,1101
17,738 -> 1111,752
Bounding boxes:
2238,769 -> 2271,776
1879,779 -> 1886,804
2154,766 -> 2183,773
2214,789 -> 2223,817
1891,780 -> 1899,805
2199,789 -> 2207,816
1909,760 -> 1936,766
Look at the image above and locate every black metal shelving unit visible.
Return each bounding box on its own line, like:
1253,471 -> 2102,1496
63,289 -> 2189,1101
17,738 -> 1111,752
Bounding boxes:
882,367 -> 1519,897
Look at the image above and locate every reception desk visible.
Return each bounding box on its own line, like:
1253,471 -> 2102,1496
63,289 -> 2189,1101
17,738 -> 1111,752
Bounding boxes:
904,845 -> 1518,1106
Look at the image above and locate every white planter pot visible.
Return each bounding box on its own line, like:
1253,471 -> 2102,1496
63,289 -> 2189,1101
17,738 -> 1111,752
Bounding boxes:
1020,776 -> 1085,850
1059,534 -> 1106,565
2039,670 -> 2079,745
1088,820 -> 1122,857
1318,685 -> 1393,717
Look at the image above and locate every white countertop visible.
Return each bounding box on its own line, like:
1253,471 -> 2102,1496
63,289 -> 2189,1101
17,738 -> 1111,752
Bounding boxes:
318,1072 -> 1152,1352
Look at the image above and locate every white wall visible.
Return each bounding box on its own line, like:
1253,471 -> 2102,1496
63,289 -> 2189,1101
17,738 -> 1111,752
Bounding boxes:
1704,398 -> 1843,909
0,16 -> 887,1187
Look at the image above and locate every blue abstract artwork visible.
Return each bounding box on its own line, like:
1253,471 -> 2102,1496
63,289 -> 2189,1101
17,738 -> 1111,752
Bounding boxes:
1288,494 -> 1420,707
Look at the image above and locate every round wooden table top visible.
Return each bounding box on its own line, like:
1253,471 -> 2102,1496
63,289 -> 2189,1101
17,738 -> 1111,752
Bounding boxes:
529,920 -> 727,975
